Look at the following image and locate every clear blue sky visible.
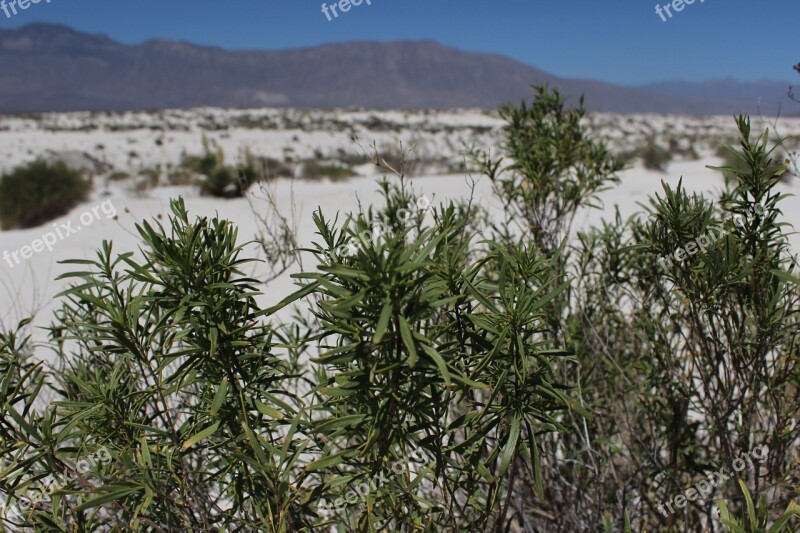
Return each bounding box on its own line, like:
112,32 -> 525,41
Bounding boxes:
0,0 -> 797,85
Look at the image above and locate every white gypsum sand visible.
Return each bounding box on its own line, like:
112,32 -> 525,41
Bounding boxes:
0,107 -> 798,343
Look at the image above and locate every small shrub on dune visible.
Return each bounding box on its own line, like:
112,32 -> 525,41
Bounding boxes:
107,170 -> 131,182
182,139 -> 264,197
182,150 -> 218,177
301,160 -> 353,181
639,140 -> 672,171
198,163 -> 260,197
0,160 -> 90,230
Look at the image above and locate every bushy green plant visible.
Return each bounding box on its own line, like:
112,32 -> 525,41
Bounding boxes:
475,85 -> 623,254
3,88 -> 799,533
301,160 -> 353,181
107,170 -> 131,182
0,185 -> 576,531
181,138 -> 262,197
640,140 -> 673,171
0,160 -> 90,229
551,116 -> 800,532
1,200 -> 312,531
278,178 -> 576,530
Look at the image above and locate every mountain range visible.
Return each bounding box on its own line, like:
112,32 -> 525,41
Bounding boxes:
0,23 -> 795,115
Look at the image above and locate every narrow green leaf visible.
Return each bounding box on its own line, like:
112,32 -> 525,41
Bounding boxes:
373,299 -> 393,345
316,414 -> 366,433
398,315 -> 418,367
210,378 -> 228,417
498,415 -> 521,478
182,421 -> 220,450
208,327 -> 218,359
254,399 -> 285,420
139,437 -> 151,468
306,453 -> 345,472
74,484 -> 143,512
529,281 -> 570,313
527,418 -> 544,499
740,479 -> 757,531
420,344 -> 452,385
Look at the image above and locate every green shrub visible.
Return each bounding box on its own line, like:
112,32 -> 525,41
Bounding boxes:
166,166 -> 195,186
301,160 -> 353,181
181,150 -> 218,177
475,85 -> 622,254
201,165 -> 236,197
0,202 -> 311,531
668,136 -> 700,160
3,89 -> 798,533
197,163 -> 260,197
107,170 -> 131,182
0,160 -> 90,229
180,139 -> 263,197
558,116 -> 800,531
639,140 -> 672,171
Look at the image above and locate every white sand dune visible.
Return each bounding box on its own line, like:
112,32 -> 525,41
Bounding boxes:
1,108 -> 798,345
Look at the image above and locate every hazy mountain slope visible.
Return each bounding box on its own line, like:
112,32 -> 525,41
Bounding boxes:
639,78 -> 796,116
0,24 -> 791,114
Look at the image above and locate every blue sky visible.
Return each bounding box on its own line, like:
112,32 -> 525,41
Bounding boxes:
0,0 -> 797,85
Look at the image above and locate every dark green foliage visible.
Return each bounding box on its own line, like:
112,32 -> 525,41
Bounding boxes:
181,139 -> 263,197
476,85 -> 623,253
2,89 -> 798,533
1,200 -> 312,531
639,140 -> 673,171
619,140 -> 674,172
182,152 -> 217,175
301,160 -> 353,181
558,116 -> 800,531
280,178 -> 575,530
0,160 -> 90,229
200,162 -> 260,197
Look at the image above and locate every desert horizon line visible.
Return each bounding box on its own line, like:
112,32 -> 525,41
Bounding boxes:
0,22 -> 793,88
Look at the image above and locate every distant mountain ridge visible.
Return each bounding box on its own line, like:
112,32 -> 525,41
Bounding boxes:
0,24 -> 794,115
638,78 -> 796,114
